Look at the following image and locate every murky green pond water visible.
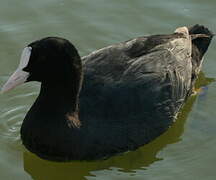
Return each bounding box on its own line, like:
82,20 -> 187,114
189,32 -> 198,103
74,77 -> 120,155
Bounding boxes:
0,0 -> 215,179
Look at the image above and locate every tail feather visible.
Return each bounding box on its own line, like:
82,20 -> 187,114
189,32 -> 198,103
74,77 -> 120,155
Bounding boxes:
187,25 -> 213,96
189,24 -> 213,57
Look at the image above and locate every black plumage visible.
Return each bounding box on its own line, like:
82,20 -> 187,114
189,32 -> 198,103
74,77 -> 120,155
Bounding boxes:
14,25 -> 213,161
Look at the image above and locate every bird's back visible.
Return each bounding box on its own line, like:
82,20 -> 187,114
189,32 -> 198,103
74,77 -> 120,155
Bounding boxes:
81,28 -> 191,119
77,27 -> 200,156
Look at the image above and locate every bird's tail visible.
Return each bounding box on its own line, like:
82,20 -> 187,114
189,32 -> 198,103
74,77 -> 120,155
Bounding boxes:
189,24 -> 214,58
188,25 -> 214,95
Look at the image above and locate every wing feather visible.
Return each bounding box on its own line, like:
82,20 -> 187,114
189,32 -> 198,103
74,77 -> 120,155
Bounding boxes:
80,31 -> 193,122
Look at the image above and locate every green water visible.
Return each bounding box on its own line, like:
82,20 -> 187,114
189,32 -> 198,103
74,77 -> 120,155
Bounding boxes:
0,0 -> 216,179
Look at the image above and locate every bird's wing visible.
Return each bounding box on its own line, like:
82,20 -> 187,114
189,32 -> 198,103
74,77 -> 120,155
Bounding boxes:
80,28 -> 192,122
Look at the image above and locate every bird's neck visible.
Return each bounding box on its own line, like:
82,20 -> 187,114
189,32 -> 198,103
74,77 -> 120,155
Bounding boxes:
32,56 -> 83,127
39,82 -> 79,113
33,79 -> 83,128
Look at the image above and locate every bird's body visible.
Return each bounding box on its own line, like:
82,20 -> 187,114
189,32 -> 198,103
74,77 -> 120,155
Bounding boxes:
2,25 -> 213,161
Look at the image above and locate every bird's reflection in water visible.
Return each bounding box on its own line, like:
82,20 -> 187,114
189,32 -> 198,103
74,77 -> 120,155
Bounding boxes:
23,72 -> 214,180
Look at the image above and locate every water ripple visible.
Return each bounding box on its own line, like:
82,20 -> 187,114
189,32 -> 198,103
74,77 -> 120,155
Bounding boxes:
7,92 -> 37,100
0,104 -> 27,142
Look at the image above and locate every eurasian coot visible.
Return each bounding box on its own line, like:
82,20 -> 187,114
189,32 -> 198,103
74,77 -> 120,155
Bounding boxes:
2,25 -> 213,161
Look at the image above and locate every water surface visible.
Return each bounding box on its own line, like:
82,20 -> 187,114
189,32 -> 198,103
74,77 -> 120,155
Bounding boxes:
0,0 -> 216,179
